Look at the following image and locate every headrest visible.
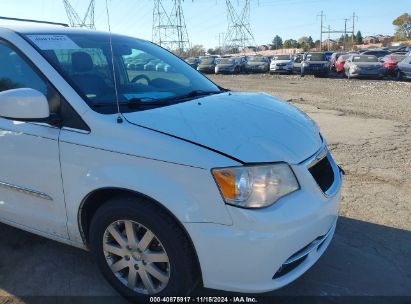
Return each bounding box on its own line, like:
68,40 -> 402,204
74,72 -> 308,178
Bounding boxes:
72,52 -> 93,73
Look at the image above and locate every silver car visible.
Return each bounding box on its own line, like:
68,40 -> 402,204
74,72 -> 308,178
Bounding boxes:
244,56 -> 269,73
344,55 -> 385,79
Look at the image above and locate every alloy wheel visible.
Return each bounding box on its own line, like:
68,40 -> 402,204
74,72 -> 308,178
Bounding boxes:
102,220 -> 170,295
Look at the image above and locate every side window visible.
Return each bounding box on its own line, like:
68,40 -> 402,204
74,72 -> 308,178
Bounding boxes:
0,41 -> 62,114
0,42 -> 47,95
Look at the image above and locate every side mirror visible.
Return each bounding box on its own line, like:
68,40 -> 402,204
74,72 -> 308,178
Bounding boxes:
0,88 -> 50,122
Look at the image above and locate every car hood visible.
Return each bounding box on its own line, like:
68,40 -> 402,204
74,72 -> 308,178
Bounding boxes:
305,61 -> 327,64
248,62 -> 267,66
123,93 -> 322,164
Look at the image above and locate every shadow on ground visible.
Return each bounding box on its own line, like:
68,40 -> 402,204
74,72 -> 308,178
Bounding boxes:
0,216 -> 410,302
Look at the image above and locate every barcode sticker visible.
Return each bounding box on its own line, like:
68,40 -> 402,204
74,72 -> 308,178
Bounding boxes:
27,35 -> 80,50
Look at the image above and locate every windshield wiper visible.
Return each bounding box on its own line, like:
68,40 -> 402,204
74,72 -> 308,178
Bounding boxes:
126,97 -> 172,109
163,90 -> 225,102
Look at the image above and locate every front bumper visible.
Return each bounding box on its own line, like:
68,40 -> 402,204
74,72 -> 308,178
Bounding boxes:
185,147 -> 342,293
302,66 -> 329,75
245,65 -> 268,72
197,66 -> 215,73
349,69 -> 384,78
215,67 -> 236,74
270,65 -> 293,73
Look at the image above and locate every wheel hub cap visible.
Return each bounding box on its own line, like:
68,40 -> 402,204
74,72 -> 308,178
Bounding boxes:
103,220 -> 170,295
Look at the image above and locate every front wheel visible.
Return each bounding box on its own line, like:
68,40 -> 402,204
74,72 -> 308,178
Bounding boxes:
89,196 -> 199,300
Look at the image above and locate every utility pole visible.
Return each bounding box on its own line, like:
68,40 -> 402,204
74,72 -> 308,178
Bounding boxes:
327,25 -> 331,51
317,11 -> 325,51
351,12 -> 358,46
343,18 -> 349,51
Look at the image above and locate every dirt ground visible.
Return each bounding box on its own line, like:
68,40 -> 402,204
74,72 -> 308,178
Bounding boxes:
0,74 -> 410,302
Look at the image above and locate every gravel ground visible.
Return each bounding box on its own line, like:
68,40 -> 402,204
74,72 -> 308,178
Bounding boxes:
0,74 -> 410,302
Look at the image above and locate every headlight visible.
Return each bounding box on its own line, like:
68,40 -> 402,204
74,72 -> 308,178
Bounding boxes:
212,164 -> 299,209
351,64 -> 359,71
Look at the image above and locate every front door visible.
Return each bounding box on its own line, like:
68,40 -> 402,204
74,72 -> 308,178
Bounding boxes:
0,40 -> 68,238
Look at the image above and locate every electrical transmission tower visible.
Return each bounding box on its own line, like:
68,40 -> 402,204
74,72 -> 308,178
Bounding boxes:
224,0 -> 256,53
152,0 -> 191,55
62,0 -> 96,29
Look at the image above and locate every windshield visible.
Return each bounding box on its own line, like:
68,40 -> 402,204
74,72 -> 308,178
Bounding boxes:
200,57 -> 215,64
273,55 -> 290,60
352,55 -> 378,62
217,58 -> 235,64
306,53 -> 326,61
25,33 -> 220,113
248,56 -> 267,62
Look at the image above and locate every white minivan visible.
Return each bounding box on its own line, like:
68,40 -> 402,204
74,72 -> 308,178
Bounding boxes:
0,24 -> 342,299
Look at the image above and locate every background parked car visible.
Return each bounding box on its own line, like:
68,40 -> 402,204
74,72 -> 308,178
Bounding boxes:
335,54 -> 352,74
391,45 -> 411,53
197,56 -> 218,73
380,54 -> 407,76
396,54 -> 411,80
144,59 -> 162,71
330,52 -> 346,71
270,54 -> 294,74
301,52 -> 329,77
185,57 -> 200,69
244,56 -> 269,73
215,57 -> 244,74
293,54 -> 303,73
324,51 -> 334,61
344,55 -> 385,79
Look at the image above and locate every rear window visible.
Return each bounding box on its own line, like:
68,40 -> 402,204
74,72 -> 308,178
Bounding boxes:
352,56 -> 378,62
273,55 -> 290,60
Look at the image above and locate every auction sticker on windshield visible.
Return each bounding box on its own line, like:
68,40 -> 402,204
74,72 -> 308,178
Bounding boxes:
27,35 -> 80,50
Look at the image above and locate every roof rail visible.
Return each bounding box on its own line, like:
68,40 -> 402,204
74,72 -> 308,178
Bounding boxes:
0,16 -> 69,27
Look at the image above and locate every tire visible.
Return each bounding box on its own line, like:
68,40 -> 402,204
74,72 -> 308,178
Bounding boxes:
89,196 -> 199,300
396,70 -> 402,81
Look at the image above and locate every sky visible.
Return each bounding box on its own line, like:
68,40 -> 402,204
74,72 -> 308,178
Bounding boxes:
0,0 -> 409,49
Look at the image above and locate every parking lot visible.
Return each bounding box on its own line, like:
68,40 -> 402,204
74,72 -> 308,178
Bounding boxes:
0,74 -> 410,302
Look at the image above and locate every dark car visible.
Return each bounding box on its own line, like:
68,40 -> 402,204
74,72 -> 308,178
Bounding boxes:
324,51 -> 334,61
197,56 -> 218,73
301,52 -> 330,77
244,56 -> 269,73
215,57 -> 246,74
396,55 -> 411,80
